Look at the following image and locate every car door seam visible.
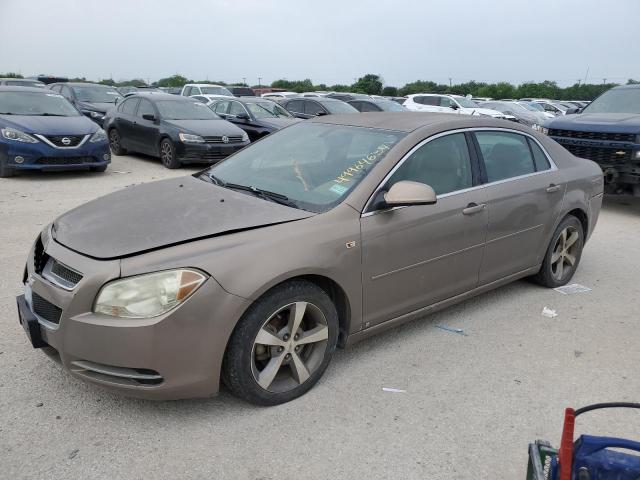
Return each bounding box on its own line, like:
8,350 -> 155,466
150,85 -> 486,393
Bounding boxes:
485,223 -> 544,245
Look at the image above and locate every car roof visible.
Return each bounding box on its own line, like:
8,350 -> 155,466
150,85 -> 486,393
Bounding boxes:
0,78 -> 43,82
127,93 -> 192,101
186,83 -> 227,87
305,112 -> 459,132
0,85 -> 55,93
611,84 -> 640,90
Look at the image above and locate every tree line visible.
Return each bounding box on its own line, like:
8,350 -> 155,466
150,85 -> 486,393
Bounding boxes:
3,72 -> 639,100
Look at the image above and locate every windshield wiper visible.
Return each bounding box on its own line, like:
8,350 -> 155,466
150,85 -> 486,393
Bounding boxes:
206,174 -> 298,208
0,112 -> 13,115
40,113 -> 66,116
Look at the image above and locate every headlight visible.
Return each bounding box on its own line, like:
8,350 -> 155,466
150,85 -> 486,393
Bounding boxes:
89,128 -> 107,143
83,110 -> 104,120
94,269 -> 206,318
1,127 -> 38,143
541,127 -> 549,135
241,132 -> 249,142
179,132 -> 205,143
634,150 -> 640,160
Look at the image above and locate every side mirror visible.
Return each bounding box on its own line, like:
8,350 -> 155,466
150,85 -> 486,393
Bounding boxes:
449,104 -> 459,110
316,111 -> 328,116
382,181 -> 437,208
235,112 -> 250,120
142,113 -> 156,121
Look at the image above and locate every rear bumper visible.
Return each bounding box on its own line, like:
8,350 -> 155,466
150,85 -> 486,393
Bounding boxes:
175,140 -> 249,164
0,139 -> 110,171
19,228 -> 251,400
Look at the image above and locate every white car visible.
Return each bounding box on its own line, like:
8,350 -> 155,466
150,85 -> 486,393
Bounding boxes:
190,94 -> 234,105
180,84 -> 233,97
260,91 -> 299,101
403,94 -> 510,119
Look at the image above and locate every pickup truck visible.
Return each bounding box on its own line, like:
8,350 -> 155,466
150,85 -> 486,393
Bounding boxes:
543,84 -> 640,196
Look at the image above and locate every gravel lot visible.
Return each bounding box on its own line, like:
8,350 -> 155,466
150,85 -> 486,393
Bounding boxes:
1,154 -> 639,480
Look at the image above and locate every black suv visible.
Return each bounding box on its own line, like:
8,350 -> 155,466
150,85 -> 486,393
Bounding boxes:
281,98 -> 358,119
544,84 -> 640,196
48,82 -> 122,126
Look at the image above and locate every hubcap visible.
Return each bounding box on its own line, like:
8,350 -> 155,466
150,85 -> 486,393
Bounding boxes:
109,131 -> 119,150
551,226 -> 579,281
161,142 -> 172,164
251,301 -> 329,393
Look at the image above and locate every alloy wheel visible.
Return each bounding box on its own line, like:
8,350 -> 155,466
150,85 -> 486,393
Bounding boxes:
251,301 -> 329,393
550,225 -> 580,281
109,130 -> 120,151
160,141 -> 173,167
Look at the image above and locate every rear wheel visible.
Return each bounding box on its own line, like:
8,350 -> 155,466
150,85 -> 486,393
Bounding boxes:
533,215 -> 584,288
108,129 -> 127,155
160,139 -> 180,169
223,280 -> 338,406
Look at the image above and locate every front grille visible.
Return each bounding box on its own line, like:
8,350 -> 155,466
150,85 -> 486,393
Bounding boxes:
50,260 -> 83,286
549,129 -> 635,142
33,236 -> 48,274
562,144 -> 632,163
43,135 -> 85,147
32,292 -> 62,325
203,135 -> 244,143
35,156 -> 95,166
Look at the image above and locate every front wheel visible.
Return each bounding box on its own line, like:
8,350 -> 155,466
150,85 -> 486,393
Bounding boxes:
160,139 -> 180,169
108,128 -> 127,156
223,280 -> 339,406
533,215 -> 584,288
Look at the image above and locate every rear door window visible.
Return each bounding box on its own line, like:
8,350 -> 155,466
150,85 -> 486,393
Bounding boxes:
304,101 -> 325,116
214,101 -> 230,114
286,100 -> 304,113
229,101 -> 248,116
119,98 -> 139,115
528,138 -> 552,171
137,99 -> 155,118
474,131 -> 536,182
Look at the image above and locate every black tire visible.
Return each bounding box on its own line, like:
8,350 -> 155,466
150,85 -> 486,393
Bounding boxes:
533,215 -> 584,288
108,128 -> 127,156
223,280 -> 339,406
90,165 -> 108,173
0,159 -> 15,178
160,138 -> 181,169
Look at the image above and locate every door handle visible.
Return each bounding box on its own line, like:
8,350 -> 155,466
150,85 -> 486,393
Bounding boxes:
546,184 -> 562,193
462,203 -> 486,215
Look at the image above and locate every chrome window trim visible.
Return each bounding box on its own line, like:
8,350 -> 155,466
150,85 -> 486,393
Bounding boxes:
34,133 -> 90,149
361,127 -> 557,217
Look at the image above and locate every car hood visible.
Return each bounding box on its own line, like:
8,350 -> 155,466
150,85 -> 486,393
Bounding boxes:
0,114 -> 98,135
164,119 -> 245,136
76,101 -> 118,113
258,117 -> 301,129
546,113 -> 640,133
52,176 -> 315,260
461,107 -> 505,117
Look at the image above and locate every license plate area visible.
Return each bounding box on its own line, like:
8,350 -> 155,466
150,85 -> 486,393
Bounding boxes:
16,294 -> 48,348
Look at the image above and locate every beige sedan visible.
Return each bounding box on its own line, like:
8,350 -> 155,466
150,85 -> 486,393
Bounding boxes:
17,113 -> 603,405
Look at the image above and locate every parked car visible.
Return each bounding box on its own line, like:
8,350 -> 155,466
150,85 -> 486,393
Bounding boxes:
180,84 -> 233,97
159,87 -> 182,95
209,97 -> 300,141
326,92 -> 371,102
103,93 -> 248,168
301,92 -> 330,97
0,78 -> 45,88
347,98 -> 406,112
389,96 -> 408,104
281,97 -> 358,118
543,84 -> 640,196
118,86 -> 162,96
0,86 -> 110,177
532,100 -> 568,116
48,82 -> 122,126
28,75 -> 68,85
404,94 -> 511,119
261,91 -> 299,101
190,94 -> 233,104
480,101 -> 548,127
228,86 -> 255,97
517,101 -> 555,119
16,113 -> 603,405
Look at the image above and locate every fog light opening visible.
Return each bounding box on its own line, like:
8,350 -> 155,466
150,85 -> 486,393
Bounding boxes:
103,153 -> 110,161
14,156 -> 24,164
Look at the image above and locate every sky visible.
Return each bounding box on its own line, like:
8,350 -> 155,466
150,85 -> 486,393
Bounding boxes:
1,0 -> 639,88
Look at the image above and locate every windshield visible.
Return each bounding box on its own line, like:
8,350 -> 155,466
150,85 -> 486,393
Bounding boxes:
6,80 -> 45,88
247,102 -> 293,118
582,88 -> 640,114
0,91 -> 80,116
156,100 -> 219,120
321,101 -> 359,114
377,100 -> 405,112
200,86 -> 233,96
454,97 -> 479,108
205,123 -> 405,212
74,86 -> 122,103
524,102 -> 544,112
